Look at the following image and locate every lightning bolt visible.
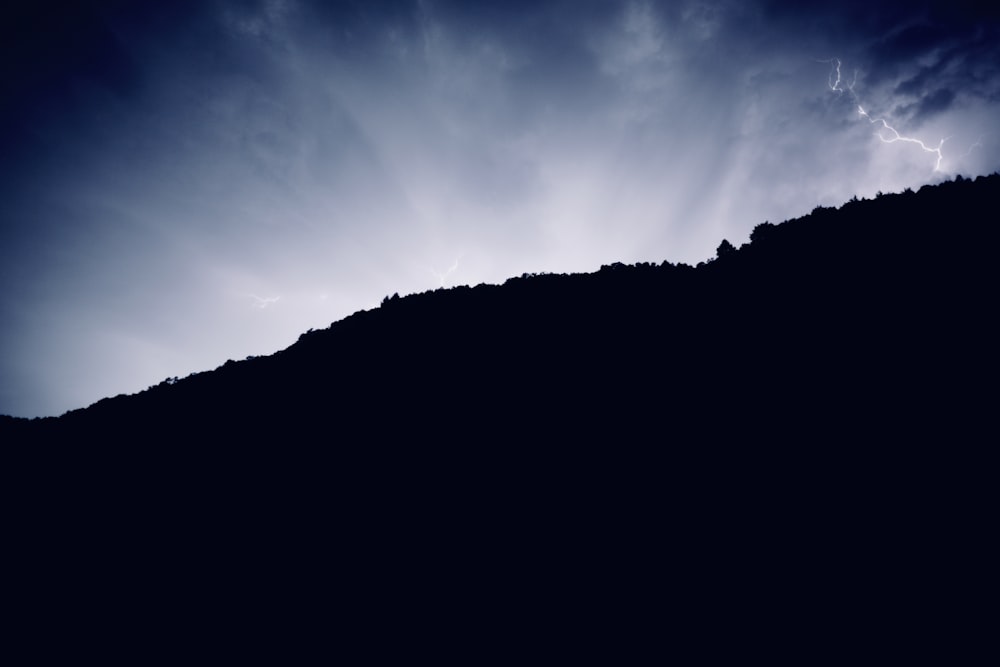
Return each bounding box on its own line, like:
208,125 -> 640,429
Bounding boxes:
956,134 -> 986,159
825,57 -> 857,94
428,255 -> 462,288
249,294 -> 280,309
823,58 -> 946,172
857,105 -> 946,171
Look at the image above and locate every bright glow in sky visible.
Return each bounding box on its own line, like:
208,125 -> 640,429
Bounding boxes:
2,0 -> 998,417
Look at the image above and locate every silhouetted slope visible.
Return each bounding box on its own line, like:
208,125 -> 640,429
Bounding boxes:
3,175 -> 996,656
5,173 -> 996,444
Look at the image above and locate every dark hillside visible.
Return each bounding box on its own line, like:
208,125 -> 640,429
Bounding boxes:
3,174 -> 996,657
6,173 -> 996,444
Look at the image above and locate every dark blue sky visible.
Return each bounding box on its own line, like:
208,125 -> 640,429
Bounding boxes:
2,0 -> 999,417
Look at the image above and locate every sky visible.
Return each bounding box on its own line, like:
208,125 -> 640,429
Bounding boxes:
2,0 -> 999,418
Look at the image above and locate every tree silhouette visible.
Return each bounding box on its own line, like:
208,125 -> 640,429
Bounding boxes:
749,221 -> 774,243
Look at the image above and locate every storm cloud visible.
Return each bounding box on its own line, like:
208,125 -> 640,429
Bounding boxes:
2,0 -> 999,417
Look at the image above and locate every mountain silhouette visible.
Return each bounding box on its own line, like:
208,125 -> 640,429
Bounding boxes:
3,174 -> 995,656
4,173 -> 996,444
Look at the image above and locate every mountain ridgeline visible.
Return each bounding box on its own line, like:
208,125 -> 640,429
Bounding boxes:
3,173 -> 997,443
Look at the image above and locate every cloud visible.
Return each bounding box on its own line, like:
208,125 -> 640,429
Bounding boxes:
895,88 -> 956,122
2,0 -> 999,417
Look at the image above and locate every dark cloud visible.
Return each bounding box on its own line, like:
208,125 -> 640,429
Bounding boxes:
895,66 -> 938,98
874,23 -> 948,64
1,4 -> 134,91
895,88 -> 956,122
